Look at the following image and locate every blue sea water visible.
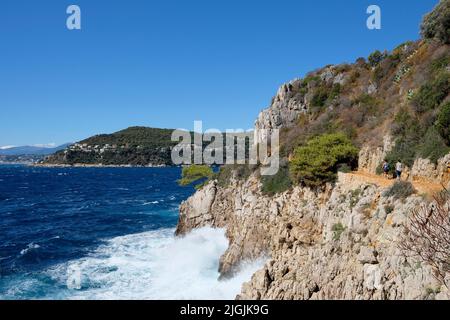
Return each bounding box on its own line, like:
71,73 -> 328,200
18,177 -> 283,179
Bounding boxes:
0,165 -> 262,300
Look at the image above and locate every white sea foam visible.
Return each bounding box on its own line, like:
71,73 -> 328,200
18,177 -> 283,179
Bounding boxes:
49,227 -> 264,300
142,201 -> 159,205
20,243 -> 41,255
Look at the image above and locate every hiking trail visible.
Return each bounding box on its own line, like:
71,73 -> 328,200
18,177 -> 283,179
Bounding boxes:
345,171 -> 444,196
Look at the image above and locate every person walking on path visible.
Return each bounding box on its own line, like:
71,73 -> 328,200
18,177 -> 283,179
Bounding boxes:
395,160 -> 403,180
382,159 -> 390,179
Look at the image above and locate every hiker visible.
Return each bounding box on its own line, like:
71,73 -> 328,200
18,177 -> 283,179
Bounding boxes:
382,159 -> 390,178
395,159 -> 403,180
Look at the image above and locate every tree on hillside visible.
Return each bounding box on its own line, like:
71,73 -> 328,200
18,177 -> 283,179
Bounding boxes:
421,0 -> 450,44
289,133 -> 359,188
437,102 -> 450,144
178,165 -> 214,189
368,50 -> 385,67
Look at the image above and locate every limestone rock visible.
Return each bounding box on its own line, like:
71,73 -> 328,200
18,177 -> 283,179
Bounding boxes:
177,170 -> 449,300
358,246 -> 378,264
254,81 -> 307,144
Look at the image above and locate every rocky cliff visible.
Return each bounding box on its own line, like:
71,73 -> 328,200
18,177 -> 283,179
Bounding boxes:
177,171 -> 449,300
176,1 -> 450,300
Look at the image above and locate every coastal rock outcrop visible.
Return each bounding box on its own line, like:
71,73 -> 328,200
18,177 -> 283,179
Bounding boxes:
254,81 -> 307,144
178,172 -> 449,300
176,2 -> 450,299
358,135 -> 394,174
410,154 -> 450,186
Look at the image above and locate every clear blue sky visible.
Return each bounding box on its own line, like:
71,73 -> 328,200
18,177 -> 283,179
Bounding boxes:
0,0 -> 438,146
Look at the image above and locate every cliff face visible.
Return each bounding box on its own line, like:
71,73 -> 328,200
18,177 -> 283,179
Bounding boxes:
178,173 -> 449,300
176,62 -> 450,300
176,70 -> 450,299
177,2 -> 450,300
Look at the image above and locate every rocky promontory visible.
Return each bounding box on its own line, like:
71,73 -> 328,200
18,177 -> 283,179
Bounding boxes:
176,1 -> 450,300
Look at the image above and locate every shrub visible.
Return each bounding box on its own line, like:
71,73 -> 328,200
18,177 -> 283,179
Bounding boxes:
399,191 -> 450,288
436,102 -> 450,144
393,41 -> 415,54
337,163 -> 352,173
430,54 -> 450,73
368,50 -> 385,67
384,204 -> 395,214
349,69 -> 361,83
411,72 -> 450,113
388,109 -> 426,167
353,94 -> 380,117
332,223 -> 346,241
311,86 -> 330,108
387,141 -> 420,168
289,133 -> 359,187
350,188 -> 362,209
388,104 -> 450,166
178,165 -> 214,189
383,181 -> 416,200
329,83 -> 341,100
216,164 -> 254,188
372,65 -> 385,83
418,126 -> 450,163
261,162 -> 292,195
421,0 -> 450,44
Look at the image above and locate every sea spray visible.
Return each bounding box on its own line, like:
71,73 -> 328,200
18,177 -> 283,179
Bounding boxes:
54,227 -> 263,300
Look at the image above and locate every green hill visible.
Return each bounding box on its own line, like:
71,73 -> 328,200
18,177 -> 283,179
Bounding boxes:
43,127 -> 179,166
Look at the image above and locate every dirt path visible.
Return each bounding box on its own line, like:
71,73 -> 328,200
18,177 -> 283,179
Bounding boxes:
347,171 -> 444,196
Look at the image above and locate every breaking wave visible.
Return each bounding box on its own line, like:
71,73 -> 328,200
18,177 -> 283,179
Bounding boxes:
1,228 -> 263,300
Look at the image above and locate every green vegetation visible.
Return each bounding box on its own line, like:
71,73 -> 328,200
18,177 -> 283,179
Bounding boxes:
261,162 -> 292,195
388,93 -> 450,167
332,223 -> 346,241
436,102 -> 450,144
309,81 -> 341,112
337,163 -> 352,173
329,83 -> 341,100
311,86 -> 330,108
371,51 -> 403,84
45,127 -> 179,166
81,127 -> 177,148
430,54 -> 450,73
411,72 -> 450,113
393,41 -> 415,54
385,62 -> 450,166
216,164 -> 254,188
421,0 -> 450,44
387,112 -> 422,167
352,94 -> 381,118
383,181 -> 416,200
44,127 -> 243,167
368,50 -> 385,67
418,126 -> 450,164
289,133 -> 359,188
178,165 -> 214,189
350,188 -> 362,209
384,204 -> 395,215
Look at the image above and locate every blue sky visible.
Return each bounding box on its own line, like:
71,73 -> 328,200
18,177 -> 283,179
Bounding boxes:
0,0 -> 438,146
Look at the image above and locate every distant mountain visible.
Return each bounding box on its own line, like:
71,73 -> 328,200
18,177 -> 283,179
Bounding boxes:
0,144 -> 72,156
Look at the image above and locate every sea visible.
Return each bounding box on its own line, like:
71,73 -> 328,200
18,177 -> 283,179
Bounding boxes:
0,165 -> 262,300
